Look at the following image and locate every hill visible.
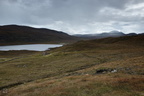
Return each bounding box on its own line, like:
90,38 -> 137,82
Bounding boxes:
0,35 -> 144,96
0,25 -> 78,45
54,34 -> 144,52
73,31 -> 137,39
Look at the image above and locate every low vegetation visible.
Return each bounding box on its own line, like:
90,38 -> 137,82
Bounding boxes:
0,35 -> 144,96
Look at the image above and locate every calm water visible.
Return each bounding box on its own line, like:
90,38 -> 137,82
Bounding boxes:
0,44 -> 63,51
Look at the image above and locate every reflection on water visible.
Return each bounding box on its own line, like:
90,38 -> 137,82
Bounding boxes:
0,44 -> 62,51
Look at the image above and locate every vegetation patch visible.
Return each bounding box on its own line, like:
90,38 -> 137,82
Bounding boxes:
0,35 -> 144,96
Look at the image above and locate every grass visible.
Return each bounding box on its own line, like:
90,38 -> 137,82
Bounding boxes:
5,74 -> 144,96
0,35 -> 144,96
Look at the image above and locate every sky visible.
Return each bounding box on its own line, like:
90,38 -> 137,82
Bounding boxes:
0,0 -> 144,34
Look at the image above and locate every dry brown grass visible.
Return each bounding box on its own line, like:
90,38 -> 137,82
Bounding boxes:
0,35 -> 144,96
5,74 -> 144,96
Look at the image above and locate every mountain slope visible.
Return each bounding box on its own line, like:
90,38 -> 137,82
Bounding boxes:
0,34 -> 144,96
53,34 -> 144,52
0,25 -> 78,45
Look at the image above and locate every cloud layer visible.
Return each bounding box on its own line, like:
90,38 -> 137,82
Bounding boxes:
0,0 -> 144,34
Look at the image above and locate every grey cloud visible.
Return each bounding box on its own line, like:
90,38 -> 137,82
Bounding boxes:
0,0 -> 144,34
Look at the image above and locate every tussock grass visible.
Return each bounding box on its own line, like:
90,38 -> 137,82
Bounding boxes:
0,35 -> 144,96
6,74 -> 144,96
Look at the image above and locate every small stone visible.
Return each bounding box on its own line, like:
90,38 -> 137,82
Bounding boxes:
111,69 -> 117,73
85,74 -> 89,76
2,88 -> 8,94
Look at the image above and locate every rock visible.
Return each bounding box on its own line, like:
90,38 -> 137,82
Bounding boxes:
85,74 -> 89,76
95,68 -> 117,74
111,69 -> 117,73
2,88 -> 8,94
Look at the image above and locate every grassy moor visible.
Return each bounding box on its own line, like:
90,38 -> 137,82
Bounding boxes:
0,35 -> 144,96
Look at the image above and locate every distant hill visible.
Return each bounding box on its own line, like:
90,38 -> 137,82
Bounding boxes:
73,31 -> 138,39
0,25 -> 79,45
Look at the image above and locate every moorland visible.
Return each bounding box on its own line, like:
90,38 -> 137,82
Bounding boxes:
0,34 -> 144,96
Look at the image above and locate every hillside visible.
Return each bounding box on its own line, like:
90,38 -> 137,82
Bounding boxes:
0,25 -> 78,45
53,34 -> 144,52
0,35 -> 144,96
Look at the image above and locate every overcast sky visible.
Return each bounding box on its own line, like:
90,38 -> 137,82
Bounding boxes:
0,0 -> 144,34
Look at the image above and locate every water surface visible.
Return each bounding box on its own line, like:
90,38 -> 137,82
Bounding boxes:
0,44 -> 62,51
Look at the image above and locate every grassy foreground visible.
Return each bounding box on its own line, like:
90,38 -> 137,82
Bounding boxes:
0,35 -> 144,96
